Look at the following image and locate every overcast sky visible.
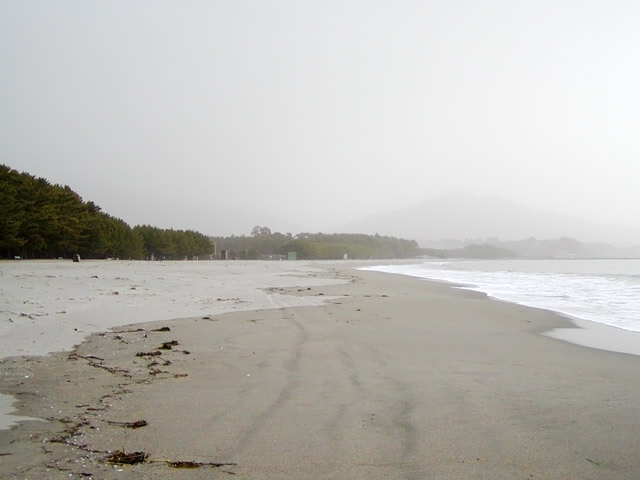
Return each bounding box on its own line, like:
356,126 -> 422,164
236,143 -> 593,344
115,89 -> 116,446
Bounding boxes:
2,1 -> 639,235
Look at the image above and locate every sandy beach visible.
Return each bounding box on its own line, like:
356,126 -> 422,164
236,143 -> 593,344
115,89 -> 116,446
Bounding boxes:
2,263 -> 640,479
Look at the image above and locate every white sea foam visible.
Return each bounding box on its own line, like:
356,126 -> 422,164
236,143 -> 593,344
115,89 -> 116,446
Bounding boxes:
361,259 -> 640,333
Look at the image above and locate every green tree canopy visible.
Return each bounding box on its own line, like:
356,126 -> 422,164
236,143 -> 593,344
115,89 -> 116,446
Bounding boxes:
211,228 -> 420,260
0,165 -> 212,260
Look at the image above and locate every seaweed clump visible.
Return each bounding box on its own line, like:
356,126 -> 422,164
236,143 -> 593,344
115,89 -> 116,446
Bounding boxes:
104,450 -> 148,465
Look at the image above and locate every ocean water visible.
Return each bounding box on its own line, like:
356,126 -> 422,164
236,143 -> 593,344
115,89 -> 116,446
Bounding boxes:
361,259 -> 640,333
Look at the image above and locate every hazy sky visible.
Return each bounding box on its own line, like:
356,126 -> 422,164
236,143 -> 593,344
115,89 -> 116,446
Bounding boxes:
2,1 -> 639,235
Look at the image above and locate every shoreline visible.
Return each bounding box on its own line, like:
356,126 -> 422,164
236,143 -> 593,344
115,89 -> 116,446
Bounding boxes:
3,265 -> 640,478
545,316 -> 640,357
359,265 -> 640,358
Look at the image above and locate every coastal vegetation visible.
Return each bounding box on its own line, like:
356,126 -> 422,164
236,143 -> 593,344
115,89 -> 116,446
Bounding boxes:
1,165 -> 418,261
212,228 -> 421,260
0,165 -> 212,259
7,164 -> 622,261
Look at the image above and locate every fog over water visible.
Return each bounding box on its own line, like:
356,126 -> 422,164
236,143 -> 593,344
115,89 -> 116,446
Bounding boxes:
1,2 -> 639,237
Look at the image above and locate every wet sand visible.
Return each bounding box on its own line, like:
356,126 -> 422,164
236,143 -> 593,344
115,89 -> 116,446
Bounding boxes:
2,266 -> 640,479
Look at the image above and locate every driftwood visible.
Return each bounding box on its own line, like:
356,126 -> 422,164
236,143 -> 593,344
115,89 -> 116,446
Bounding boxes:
166,460 -> 237,468
106,420 -> 148,429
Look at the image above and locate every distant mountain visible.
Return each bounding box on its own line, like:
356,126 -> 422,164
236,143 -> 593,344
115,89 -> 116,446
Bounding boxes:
334,194 -> 640,247
421,237 -> 640,259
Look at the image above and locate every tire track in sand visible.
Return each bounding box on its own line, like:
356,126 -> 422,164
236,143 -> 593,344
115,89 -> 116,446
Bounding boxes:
229,303 -> 309,456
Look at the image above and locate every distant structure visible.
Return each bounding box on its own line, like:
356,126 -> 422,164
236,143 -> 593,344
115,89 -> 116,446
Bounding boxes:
261,254 -> 287,261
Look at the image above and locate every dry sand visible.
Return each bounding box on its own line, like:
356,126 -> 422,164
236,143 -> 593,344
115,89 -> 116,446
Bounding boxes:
0,259 -> 346,432
0,260 -> 346,359
2,265 -> 640,479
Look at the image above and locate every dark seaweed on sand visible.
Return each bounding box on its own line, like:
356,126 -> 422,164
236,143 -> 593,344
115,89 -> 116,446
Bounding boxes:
167,460 -> 238,469
167,461 -> 202,468
159,340 -> 179,350
135,350 -> 162,357
104,450 -> 148,465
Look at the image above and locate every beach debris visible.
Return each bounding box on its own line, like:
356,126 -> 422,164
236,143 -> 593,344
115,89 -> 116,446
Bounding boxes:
174,373 -> 188,378
50,419 -> 90,444
182,350 -> 191,355
136,350 -> 162,357
152,326 -> 171,332
68,353 -> 131,376
68,353 -> 104,362
106,420 -> 148,429
104,450 -> 148,465
217,297 -> 243,303
167,462 -> 203,468
167,461 -> 203,468
159,340 -> 179,350
166,460 -> 237,469
104,450 -> 237,470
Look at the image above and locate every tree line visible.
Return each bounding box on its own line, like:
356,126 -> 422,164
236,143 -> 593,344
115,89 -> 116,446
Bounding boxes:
0,165 -> 212,260
212,227 -> 421,260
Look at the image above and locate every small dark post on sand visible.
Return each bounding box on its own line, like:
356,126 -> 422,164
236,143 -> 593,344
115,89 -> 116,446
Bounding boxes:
72,253 -> 81,262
